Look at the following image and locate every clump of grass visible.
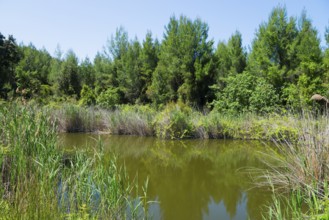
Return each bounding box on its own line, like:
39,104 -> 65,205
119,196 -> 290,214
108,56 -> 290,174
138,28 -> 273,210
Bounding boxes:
0,103 -> 63,218
261,113 -> 329,193
106,105 -> 155,136
54,104 -> 155,135
255,111 -> 329,219
55,104 -> 106,132
0,104 -> 150,219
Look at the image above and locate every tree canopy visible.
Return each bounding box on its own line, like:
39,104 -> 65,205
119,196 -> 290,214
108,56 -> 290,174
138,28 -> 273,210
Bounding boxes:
0,6 -> 328,113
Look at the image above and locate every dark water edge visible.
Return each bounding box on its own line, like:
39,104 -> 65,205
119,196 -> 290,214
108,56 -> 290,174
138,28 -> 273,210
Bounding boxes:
59,134 -> 274,220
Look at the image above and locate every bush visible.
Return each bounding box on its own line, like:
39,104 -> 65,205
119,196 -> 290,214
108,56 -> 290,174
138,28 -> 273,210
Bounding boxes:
213,72 -> 280,114
79,85 -> 96,106
249,78 -> 279,113
153,102 -> 193,139
213,72 -> 254,114
282,74 -> 325,111
96,87 -> 120,109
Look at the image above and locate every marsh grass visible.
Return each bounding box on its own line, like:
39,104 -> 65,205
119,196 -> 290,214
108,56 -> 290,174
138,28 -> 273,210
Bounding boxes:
55,104 -> 106,132
253,111 -> 329,219
0,104 -> 150,219
55,104 -> 155,136
52,103 -> 303,142
106,105 -> 155,136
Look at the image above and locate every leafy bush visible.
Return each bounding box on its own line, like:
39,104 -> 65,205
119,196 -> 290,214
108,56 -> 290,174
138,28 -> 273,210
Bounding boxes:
213,72 -> 254,114
213,72 -> 280,114
96,87 -> 120,109
249,78 -> 279,113
79,85 -> 96,106
282,74 -> 325,111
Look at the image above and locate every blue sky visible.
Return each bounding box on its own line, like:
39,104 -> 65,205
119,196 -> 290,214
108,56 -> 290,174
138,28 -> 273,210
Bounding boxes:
0,0 -> 328,60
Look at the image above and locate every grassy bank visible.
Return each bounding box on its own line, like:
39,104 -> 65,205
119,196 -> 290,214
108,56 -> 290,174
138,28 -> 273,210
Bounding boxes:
0,104 -> 149,219
254,112 -> 329,219
53,102 -> 299,142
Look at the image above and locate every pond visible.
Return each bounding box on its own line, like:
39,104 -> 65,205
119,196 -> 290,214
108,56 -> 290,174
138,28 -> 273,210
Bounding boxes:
59,134 -> 273,220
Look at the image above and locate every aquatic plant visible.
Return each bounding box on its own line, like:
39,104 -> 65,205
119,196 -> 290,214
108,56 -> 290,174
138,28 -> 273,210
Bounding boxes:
0,104 -> 149,219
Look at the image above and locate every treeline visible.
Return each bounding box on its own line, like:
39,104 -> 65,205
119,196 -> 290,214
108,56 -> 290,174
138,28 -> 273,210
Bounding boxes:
1,6 -> 329,113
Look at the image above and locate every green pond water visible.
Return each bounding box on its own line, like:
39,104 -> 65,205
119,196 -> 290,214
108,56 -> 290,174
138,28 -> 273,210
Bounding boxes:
59,134 -> 273,220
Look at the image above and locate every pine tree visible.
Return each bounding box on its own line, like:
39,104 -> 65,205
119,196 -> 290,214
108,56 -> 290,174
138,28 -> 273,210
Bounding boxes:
214,31 -> 247,90
58,50 -> 81,97
80,57 -> 96,88
248,6 -> 298,90
282,11 -> 324,107
15,44 -> 52,98
118,39 -> 143,103
149,16 -> 216,106
140,32 -> 159,103
323,26 -> 329,92
0,33 -> 20,98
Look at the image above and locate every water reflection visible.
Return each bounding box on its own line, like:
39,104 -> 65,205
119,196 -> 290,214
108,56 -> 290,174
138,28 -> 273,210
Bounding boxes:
59,134 -> 272,220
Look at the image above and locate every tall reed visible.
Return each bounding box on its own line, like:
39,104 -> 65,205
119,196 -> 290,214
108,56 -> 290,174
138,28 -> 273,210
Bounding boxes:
54,104 -> 155,136
54,104 -> 106,132
105,105 -> 155,136
0,104 -> 149,219
256,111 -> 329,219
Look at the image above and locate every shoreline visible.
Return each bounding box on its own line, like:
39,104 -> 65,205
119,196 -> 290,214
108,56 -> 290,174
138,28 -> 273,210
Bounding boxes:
53,103 -> 301,142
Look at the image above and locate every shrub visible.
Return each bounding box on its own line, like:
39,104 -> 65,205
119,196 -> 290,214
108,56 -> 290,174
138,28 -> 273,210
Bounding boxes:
96,87 -> 120,109
153,102 -> 193,139
213,72 -> 255,114
79,85 -> 96,106
249,78 -> 279,113
213,72 -> 281,114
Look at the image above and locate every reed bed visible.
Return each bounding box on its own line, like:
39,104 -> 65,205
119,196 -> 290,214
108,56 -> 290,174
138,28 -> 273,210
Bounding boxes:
53,103 -> 301,142
0,104 -> 149,219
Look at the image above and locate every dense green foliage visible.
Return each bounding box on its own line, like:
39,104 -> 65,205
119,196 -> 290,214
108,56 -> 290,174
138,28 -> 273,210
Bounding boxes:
149,16 -> 216,106
0,6 -> 328,112
0,33 -> 20,99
